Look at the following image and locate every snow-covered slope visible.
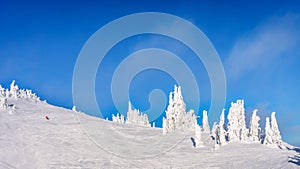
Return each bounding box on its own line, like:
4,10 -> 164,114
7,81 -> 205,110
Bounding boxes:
0,98 -> 299,168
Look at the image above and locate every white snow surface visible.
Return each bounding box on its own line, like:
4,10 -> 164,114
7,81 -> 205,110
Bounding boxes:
0,98 -> 299,169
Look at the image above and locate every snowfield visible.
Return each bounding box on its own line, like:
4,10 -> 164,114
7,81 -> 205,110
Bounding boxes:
0,98 -> 299,169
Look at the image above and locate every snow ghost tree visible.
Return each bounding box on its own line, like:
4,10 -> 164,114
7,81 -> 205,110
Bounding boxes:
194,123 -> 203,148
72,106 -> 77,112
0,85 -> 5,97
0,97 -> 8,110
271,112 -> 282,144
249,109 -> 261,142
126,102 -> 150,127
227,100 -> 247,142
1,81 -> 41,101
163,85 -> 196,134
10,80 -> 19,99
263,117 -> 273,145
218,109 -> 227,145
112,113 -> 125,124
211,122 -> 220,146
202,110 -> 210,133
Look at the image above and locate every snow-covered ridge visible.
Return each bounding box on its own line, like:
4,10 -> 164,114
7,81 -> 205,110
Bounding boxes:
0,80 -> 40,101
0,81 -> 299,168
0,81 -> 285,148
0,81 -> 40,114
110,85 -> 284,149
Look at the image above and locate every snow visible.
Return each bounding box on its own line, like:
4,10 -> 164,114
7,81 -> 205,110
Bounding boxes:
0,82 -> 299,168
125,102 -> 150,127
271,112 -> 282,144
112,113 -> 125,124
218,109 -> 227,145
163,85 -> 196,133
227,100 -> 247,142
264,117 -> 273,145
202,110 -> 210,133
249,109 -> 261,142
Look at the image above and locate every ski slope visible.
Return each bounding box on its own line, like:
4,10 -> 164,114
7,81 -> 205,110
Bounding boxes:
0,98 -> 299,168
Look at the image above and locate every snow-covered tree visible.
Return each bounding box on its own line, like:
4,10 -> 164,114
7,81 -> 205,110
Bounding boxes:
263,117 -> 273,145
183,109 -> 196,131
202,110 -> 210,133
1,81 -> 40,101
10,80 -> 19,99
0,85 -> 5,97
162,117 -> 168,134
211,122 -> 220,146
219,109 -> 227,145
72,106 -> 77,112
194,123 -> 203,148
152,122 -> 155,128
227,100 -> 247,142
163,85 -> 196,133
112,113 -> 125,124
249,109 -> 261,142
5,89 -> 9,97
126,102 -> 150,127
271,112 -> 282,144
0,97 -> 7,110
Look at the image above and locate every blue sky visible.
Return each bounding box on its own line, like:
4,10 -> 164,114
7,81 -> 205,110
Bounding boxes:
1,1 -> 300,146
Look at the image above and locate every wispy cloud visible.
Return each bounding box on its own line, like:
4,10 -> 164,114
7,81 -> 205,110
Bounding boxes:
225,14 -> 300,81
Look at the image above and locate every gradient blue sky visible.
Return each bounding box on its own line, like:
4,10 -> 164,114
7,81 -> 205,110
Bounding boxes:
1,1 -> 300,146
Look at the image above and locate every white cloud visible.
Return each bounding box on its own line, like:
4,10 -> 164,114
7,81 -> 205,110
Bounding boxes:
225,14 -> 300,81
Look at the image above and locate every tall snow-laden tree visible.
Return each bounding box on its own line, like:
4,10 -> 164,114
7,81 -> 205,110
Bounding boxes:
202,110 -> 210,133
2,81 -> 40,101
211,122 -> 220,146
0,85 -> 5,97
10,80 -> 19,99
271,112 -> 282,144
163,85 -> 196,133
194,123 -> 203,148
227,100 -> 247,142
0,97 -> 7,109
112,113 -> 125,124
162,117 -> 170,134
249,109 -> 261,142
126,102 -> 150,127
183,109 -> 196,131
263,117 -> 273,145
219,109 -> 227,145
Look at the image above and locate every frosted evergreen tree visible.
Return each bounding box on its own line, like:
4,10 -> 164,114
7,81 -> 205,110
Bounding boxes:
249,109 -> 261,142
152,122 -> 155,128
1,81 -> 40,101
112,113 -> 125,124
163,85 -> 196,133
202,110 -> 210,133
263,117 -> 273,145
5,89 -> 9,97
194,123 -> 203,148
0,97 -> 7,109
162,117 -> 168,134
0,85 -> 5,97
184,110 -> 196,131
126,102 -> 150,127
271,112 -> 282,144
227,100 -> 247,142
219,109 -> 227,145
112,114 -> 118,122
211,122 -> 220,146
10,80 -> 19,99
